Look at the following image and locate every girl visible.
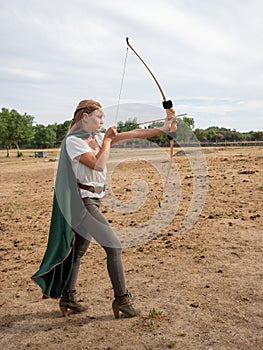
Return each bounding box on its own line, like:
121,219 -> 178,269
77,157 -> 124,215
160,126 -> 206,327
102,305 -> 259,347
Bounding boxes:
32,99 -> 177,318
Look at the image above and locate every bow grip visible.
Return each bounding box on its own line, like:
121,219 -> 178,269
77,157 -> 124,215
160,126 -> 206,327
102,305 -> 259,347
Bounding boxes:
162,100 -> 176,140
162,100 -> 173,109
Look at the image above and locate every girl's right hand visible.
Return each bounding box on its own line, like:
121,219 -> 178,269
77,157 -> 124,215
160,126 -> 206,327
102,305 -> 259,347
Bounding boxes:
104,126 -> 117,142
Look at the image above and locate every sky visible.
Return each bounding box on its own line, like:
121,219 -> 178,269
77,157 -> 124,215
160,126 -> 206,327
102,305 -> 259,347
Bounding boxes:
0,0 -> 262,132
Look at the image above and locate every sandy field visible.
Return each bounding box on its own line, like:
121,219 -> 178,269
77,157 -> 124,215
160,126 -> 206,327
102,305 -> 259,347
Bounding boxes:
0,145 -> 262,350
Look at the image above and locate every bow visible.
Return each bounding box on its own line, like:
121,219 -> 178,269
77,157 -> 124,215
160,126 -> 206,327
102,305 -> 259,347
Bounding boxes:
126,37 -> 177,206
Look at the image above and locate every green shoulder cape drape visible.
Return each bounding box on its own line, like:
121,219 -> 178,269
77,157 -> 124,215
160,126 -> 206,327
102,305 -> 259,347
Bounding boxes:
31,131 -> 90,298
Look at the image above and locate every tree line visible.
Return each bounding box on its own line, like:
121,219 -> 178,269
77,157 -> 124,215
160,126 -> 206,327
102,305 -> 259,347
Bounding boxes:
0,107 -> 262,157
0,108 -> 71,157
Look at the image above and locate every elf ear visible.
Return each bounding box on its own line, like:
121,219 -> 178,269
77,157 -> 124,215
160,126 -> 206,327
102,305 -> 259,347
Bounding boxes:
82,112 -> 89,119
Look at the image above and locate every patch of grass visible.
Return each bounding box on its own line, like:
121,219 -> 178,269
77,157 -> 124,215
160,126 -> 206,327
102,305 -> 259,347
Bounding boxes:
167,341 -> 177,348
149,307 -> 163,318
148,320 -> 155,330
146,308 -> 165,331
258,186 -> 263,191
215,211 -> 225,216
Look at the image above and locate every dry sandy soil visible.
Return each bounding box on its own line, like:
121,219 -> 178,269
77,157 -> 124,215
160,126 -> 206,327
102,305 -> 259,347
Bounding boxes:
0,146 -> 262,350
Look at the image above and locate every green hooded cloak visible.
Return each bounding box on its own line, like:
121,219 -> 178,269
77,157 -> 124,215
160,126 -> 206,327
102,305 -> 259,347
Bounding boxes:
31,131 -> 90,298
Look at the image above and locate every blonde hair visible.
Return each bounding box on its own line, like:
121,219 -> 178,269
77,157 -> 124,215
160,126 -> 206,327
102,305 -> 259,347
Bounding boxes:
68,99 -> 102,131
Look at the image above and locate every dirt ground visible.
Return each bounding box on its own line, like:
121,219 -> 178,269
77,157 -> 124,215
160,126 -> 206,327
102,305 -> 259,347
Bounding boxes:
0,146 -> 262,350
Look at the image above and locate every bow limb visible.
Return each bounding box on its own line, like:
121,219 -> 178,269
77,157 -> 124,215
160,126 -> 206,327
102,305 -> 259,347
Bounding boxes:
158,112 -> 177,206
126,38 -> 173,110
126,37 -> 176,207
126,38 -> 166,101
166,107 -> 177,160
169,117 -> 177,155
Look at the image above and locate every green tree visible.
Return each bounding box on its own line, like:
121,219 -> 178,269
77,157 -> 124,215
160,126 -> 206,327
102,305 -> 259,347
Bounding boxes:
175,117 -> 195,143
182,116 -> 195,129
147,121 -> 168,146
33,124 -> 57,148
0,108 -> 34,157
55,120 -> 71,145
250,131 -> 263,141
0,109 -> 9,155
194,128 -> 208,142
117,118 -> 138,132
206,127 -> 218,142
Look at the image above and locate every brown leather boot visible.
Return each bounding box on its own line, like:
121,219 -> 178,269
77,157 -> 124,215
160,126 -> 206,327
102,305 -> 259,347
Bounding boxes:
59,290 -> 87,316
112,292 -> 140,319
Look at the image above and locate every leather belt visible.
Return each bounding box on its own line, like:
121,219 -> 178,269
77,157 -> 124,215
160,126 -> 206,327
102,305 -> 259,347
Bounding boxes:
77,183 -> 105,194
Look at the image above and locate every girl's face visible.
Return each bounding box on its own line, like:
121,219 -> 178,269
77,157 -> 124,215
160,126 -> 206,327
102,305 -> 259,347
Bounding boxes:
83,109 -> 104,132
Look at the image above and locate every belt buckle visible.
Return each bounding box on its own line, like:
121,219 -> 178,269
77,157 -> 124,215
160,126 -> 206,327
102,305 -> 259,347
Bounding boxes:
95,186 -> 102,194
94,185 -> 106,194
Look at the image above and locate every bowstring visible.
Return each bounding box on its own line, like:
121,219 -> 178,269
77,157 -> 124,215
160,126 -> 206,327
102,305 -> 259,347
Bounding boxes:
115,46 -> 129,125
115,42 -> 169,209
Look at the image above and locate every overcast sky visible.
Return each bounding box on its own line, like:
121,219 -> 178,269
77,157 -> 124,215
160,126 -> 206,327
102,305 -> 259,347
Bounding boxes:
0,0 -> 262,131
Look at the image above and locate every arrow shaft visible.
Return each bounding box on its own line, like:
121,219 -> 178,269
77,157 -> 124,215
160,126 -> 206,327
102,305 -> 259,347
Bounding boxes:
117,113 -> 187,129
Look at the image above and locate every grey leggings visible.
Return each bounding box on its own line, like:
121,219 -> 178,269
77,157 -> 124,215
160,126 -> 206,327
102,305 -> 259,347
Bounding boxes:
66,197 -> 127,297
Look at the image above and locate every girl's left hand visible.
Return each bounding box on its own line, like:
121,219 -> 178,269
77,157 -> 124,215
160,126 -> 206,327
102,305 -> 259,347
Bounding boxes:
161,109 -> 178,133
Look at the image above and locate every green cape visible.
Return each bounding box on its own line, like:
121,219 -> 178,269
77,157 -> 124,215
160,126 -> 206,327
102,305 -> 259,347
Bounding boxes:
31,131 -> 90,298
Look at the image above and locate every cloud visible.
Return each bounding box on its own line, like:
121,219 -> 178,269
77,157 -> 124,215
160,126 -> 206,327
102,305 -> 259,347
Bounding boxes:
0,0 -> 262,131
